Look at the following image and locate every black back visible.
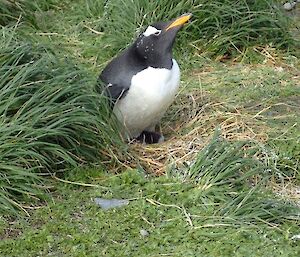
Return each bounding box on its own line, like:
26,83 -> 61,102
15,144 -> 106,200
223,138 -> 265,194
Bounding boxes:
97,45 -> 147,104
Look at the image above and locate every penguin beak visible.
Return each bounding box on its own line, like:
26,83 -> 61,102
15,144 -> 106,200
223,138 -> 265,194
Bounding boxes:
165,13 -> 192,32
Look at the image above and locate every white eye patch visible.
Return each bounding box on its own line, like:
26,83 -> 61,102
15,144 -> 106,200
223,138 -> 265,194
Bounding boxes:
143,26 -> 161,37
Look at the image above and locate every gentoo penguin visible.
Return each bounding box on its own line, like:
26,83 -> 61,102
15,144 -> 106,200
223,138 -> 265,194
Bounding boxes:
98,13 -> 192,144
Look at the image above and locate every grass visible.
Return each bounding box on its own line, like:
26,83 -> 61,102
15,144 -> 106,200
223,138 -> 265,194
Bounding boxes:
182,57 -> 300,180
96,0 -> 296,58
0,0 -> 299,255
0,168 -> 299,256
0,27 -> 123,214
0,0 -> 61,27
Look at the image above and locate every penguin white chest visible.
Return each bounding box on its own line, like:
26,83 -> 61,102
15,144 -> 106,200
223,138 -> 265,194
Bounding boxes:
114,59 -> 180,138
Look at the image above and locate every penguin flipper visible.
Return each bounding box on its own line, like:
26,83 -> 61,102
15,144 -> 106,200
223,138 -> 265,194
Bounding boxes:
106,83 -> 129,105
96,79 -> 129,107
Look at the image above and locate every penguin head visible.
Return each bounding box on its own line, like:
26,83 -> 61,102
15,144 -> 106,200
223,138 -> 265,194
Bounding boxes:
134,13 -> 192,68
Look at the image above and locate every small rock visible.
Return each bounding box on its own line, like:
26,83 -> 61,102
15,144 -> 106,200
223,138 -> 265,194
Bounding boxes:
94,198 -> 129,210
140,229 -> 149,237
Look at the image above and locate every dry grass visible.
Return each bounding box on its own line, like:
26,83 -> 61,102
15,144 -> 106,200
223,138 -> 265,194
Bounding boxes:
127,89 -> 270,174
272,180 -> 300,207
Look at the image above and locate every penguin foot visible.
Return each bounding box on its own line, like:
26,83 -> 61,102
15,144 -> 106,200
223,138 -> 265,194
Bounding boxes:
136,131 -> 164,144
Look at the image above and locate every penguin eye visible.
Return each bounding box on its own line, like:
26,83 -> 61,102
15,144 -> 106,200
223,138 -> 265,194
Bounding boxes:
153,30 -> 161,36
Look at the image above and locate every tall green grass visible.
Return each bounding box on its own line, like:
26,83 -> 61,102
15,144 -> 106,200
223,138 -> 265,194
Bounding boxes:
1,0 -> 295,57
97,0 -> 294,57
0,0 -> 62,27
170,129 -> 298,224
0,28 -> 123,215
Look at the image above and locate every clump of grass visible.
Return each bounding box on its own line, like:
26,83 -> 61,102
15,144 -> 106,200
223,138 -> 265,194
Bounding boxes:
269,138 -> 300,179
97,0 -> 294,59
169,129 -> 298,224
0,28 -> 123,215
0,0 -> 61,27
92,0 -> 293,59
83,0 -> 106,19
190,0 -> 294,56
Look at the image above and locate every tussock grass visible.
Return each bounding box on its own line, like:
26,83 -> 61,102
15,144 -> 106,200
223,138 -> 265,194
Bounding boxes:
1,0 -> 296,59
98,0 -> 294,58
0,0 -> 61,27
0,28 -> 123,214
168,129 -> 298,224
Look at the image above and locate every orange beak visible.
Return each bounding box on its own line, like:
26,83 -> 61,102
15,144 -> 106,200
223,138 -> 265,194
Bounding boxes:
165,13 -> 192,31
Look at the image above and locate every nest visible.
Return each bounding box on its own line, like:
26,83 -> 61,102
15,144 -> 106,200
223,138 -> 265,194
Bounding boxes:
126,90 -> 269,174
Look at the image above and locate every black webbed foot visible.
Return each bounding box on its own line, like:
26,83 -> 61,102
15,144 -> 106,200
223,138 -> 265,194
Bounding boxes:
136,131 -> 164,144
